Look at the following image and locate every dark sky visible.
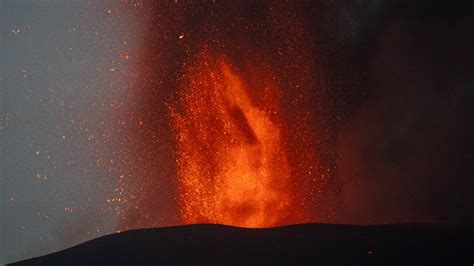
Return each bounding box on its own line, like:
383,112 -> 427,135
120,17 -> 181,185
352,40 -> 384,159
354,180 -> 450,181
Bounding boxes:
1,0 -> 473,263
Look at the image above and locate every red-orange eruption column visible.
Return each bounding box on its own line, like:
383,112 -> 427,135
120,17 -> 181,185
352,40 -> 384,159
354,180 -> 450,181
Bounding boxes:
171,52 -> 298,228
110,2 -> 338,230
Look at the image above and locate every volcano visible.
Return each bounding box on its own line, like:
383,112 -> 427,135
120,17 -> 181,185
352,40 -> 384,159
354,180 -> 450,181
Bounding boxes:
12,223 -> 473,265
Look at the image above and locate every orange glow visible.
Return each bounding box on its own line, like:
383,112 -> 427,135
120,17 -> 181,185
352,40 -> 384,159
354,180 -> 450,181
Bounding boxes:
172,52 -> 297,228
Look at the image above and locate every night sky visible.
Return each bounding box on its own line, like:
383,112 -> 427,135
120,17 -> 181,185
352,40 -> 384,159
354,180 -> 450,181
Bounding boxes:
1,0 -> 473,263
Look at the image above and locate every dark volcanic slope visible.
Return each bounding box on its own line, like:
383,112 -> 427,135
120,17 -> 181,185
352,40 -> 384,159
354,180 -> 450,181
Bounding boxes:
13,223 -> 473,265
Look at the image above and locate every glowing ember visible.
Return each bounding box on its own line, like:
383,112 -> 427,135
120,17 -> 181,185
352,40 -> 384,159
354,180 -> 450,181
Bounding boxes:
172,52 -> 296,228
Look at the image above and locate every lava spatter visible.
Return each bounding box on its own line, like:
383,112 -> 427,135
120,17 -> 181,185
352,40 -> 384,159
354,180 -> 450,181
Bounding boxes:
171,52 -> 297,228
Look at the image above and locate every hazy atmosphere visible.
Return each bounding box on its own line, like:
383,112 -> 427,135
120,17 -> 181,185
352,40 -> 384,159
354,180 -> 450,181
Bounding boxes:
1,1 -> 472,264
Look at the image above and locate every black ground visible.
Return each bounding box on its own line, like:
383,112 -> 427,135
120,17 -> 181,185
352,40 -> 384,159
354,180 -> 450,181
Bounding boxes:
13,223 -> 473,265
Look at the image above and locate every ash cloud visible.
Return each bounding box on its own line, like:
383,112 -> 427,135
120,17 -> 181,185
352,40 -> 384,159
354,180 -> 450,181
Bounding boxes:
335,2 -> 473,224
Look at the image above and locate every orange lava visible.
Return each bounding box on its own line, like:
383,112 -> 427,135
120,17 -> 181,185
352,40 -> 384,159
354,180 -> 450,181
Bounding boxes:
171,52 -> 296,228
